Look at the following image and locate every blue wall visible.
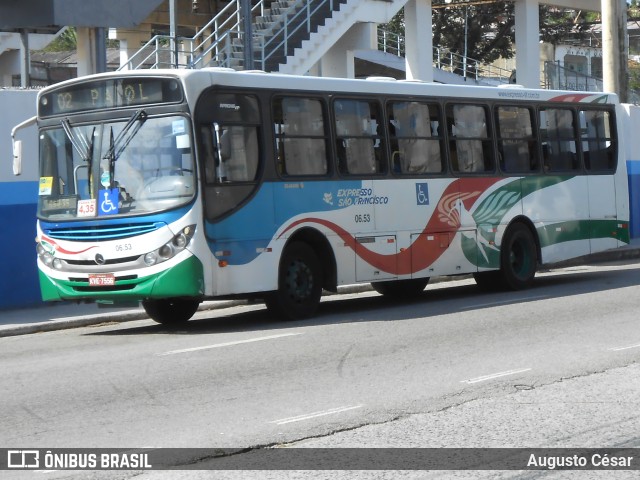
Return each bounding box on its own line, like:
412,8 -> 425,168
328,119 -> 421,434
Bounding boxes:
1,90 -> 40,310
629,161 -> 640,239
0,183 -> 40,308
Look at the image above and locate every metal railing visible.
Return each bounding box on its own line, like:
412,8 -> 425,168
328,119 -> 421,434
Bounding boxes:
254,0 -> 339,72
118,0 -> 267,71
378,27 -> 513,84
543,61 -> 640,104
543,61 -> 603,92
118,0 -> 337,72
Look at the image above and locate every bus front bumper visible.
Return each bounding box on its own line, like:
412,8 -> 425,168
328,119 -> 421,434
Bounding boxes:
39,255 -> 204,302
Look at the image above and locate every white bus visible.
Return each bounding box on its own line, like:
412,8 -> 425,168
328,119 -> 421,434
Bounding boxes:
16,68 -> 629,324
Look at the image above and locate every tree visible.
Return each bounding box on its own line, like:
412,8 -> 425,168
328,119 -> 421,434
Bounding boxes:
44,27 -> 78,52
382,2 -> 594,66
432,2 -> 515,65
42,27 -> 119,52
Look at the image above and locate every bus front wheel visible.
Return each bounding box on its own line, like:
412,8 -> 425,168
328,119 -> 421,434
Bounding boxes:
143,298 -> 200,325
265,242 -> 323,320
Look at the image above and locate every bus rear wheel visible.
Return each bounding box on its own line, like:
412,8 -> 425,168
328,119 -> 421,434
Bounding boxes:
371,278 -> 429,298
265,242 -> 323,320
143,298 -> 200,325
498,223 -> 537,290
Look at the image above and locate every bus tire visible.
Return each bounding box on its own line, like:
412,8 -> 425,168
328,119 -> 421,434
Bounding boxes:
473,271 -> 502,291
371,278 -> 429,298
499,223 -> 537,290
143,298 -> 200,325
265,242 -> 323,320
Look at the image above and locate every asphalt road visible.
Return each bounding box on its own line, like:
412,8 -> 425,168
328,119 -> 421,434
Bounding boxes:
2,261 -> 640,479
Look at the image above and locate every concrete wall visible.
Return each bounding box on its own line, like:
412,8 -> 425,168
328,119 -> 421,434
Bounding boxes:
0,89 -> 40,310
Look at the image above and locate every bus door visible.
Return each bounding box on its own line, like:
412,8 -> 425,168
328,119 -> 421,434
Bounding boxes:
580,109 -> 618,252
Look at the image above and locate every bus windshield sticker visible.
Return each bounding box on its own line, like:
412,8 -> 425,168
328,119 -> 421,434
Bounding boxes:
39,177 -> 53,196
77,198 -> 97,218
98,188 -> 120,216
172,119 -> 186,135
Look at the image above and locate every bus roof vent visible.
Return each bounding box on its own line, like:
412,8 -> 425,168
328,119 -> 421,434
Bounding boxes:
398,79 -> 426,83
365,76 -> 397,82
240,70 -> 267,74
498,84 -> 525,89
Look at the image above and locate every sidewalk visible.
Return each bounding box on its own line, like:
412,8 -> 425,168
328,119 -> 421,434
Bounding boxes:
2,239 -> 639,338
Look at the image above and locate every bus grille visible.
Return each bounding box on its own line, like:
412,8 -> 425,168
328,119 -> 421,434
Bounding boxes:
44,222 -> 165,241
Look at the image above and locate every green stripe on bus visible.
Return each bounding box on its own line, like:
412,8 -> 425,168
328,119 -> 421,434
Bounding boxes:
39,255 -> 204,302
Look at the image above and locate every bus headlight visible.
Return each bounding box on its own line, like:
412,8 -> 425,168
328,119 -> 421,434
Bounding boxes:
142,225 -> 195,267
37,242 -> 55,267
42,253 -> 54,267
144,252 -> 158,266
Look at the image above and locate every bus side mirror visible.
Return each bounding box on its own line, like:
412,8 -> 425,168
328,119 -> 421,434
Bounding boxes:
12,139 -> 22,176
11,115 -> 37,177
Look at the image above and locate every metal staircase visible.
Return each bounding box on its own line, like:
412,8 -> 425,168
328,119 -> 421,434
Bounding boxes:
117,0 -> 511,84
118,0 -> 353,73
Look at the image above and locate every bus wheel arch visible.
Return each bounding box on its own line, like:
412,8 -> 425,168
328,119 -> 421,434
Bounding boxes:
266,237 -> 326,320
474,218 -> 539,291
285,227 -> 337,292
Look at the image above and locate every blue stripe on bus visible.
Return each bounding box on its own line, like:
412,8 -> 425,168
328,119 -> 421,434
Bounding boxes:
206,180 -> 363,265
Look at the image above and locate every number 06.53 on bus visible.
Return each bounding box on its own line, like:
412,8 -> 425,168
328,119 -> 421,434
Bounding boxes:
14,68 -> 629,325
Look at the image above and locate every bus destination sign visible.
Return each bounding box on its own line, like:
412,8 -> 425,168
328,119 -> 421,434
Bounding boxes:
39,77 -> 183,117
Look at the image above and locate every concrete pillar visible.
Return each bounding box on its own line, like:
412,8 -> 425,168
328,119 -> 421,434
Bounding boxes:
602,0 -> 628,102
77,27 -> 109,76
404,0 -> 433,82
319,23 -> 376,78
19,30 -> 30,87
514,0 -> 540,88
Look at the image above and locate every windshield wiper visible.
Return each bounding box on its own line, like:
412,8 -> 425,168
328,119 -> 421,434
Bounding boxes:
62,118 -> 93,161
103,109 -> 147,164
102,109 -> 147,190
62,119 -> 96,197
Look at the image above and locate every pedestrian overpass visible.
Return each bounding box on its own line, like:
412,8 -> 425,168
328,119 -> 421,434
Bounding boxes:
0,0 -> 603,89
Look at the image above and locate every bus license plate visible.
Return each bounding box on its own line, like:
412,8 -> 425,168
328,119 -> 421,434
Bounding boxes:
88,273 -> 115,286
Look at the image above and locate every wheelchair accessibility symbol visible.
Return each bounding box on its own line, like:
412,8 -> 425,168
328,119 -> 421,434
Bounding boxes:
416,183 -> 429,205
98,188 -> 120,216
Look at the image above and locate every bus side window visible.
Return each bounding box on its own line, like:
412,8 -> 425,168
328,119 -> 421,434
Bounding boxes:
222,126 -> 259,182
202,124 -> 258,183
580,109 -> 616,172
388,101 -> 443,175
334,99 -> 386,175
496,105 -> 538,174
201,125 -> 217,183
539,108 -> 579,172
447,104 -> 493,174
273,97 -> 329,176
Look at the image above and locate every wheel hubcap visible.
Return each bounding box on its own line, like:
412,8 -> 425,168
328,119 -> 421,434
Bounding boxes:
286,260 -> 313,301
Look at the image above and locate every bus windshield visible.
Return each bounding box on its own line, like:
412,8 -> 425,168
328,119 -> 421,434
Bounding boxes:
38,114 -> 195,220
